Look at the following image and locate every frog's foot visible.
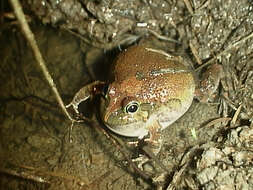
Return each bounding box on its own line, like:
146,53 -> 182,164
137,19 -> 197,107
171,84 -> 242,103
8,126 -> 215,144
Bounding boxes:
66,81 -> 105,114
144,136 -> 163,156
131,141 -> 164,174
128,120 -> 164,171
130,135 -> 163,172
129,120 -> 163,155
132,154 -> 150,170
145,122 -> 163,155
127,133 -> 162,155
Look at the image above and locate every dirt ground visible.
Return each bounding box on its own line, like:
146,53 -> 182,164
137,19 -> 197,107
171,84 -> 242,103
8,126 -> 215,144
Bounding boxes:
0,0 -> 253,189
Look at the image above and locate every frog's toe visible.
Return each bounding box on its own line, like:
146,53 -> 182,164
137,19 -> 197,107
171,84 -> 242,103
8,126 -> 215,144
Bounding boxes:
132,154 -> 150,170
145,139 -> 163,155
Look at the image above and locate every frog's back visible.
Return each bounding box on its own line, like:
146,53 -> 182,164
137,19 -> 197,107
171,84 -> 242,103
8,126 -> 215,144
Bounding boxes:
114,45 -> 186,81
113,45 -> 195,104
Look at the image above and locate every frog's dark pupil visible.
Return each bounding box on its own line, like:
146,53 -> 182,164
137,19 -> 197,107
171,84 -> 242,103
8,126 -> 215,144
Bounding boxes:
126,102 -> 139,113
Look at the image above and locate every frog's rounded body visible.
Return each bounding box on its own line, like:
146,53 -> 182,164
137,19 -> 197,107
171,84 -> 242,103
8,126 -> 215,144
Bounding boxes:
101,45 -> 195,138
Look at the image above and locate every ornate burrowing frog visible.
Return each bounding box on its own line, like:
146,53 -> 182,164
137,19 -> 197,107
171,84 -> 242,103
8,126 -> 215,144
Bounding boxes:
66,45 -> 222,154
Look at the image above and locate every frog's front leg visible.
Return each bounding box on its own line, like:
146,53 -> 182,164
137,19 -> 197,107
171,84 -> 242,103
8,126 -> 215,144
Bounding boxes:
66,81 -> 105,114
145,121 -> 163,155
132,120 -> 163,169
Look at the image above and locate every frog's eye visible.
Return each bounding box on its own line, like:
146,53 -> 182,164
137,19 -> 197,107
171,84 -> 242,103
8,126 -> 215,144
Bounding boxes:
125,101 -> 139,114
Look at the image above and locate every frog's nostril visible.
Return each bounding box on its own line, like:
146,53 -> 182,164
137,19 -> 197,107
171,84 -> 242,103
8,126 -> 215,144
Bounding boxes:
102,84 -> 109,96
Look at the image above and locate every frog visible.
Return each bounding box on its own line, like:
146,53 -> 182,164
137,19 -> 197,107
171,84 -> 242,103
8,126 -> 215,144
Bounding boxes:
66,45 -> 223,155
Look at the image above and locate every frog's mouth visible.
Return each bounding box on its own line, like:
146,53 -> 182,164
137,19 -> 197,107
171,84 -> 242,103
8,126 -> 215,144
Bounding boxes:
103,113 -> 162,138
104,121 -> 149,137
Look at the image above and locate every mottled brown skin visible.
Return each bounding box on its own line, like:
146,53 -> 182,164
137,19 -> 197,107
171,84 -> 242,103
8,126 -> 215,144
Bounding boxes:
101,45 -> 195,137
106,46 -> 193,117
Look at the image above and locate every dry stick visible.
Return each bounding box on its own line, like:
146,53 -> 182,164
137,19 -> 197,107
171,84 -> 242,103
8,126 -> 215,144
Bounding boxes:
183,0 -> 194,15
167,145 -> 200,190
231,104 -> 242,126
9,0 -> 73,122
66,28 -> 140,50
200,117 -> 232,130
196,31 -> 253,72
0,167 -> 49,184
189,40 -> 202,65
147,29 -> 180,44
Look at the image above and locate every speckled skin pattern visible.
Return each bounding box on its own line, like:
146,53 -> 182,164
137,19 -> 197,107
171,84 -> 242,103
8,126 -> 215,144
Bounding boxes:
100,45 -> 195,137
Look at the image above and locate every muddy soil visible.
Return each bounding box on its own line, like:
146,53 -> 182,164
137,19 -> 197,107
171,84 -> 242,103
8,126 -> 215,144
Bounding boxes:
0,0 -> 253,189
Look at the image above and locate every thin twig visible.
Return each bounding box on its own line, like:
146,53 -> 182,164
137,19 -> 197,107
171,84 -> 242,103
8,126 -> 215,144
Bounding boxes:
66,28 -> 140,50
199,117 -> 232,130
231,104 -> 242,126
189,40 -> 202,65
9,0 -> 74,122
167,163 -> 187,190
167,145 -> 200,189
147,29 -> 180,44
221,94 -> 238,111
183,0 -> 194,15
0,167 -> 49,183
